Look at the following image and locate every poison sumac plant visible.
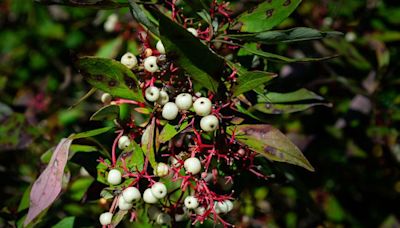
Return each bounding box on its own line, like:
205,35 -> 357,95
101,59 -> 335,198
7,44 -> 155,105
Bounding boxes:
25,0 -> 340,227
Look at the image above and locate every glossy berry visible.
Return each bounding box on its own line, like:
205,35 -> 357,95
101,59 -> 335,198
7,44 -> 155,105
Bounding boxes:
143,56 -> 158,73
193,97 -> 212,116
107,169 -> 122,185
118,195 -> 133,210
187,27 -> 198,37
118,135 -> 130,150
145,86 -> 160,102
214,200 -> 233,214
143,188 -> 158,204
200,115 -> 219,132
156,40 -> 165,54
184,196 -> 199,209
154,162 -> 169,177
99,212 -> 113,225
157,90 -> 169,106
120,52 -> 138,69
184,157 -> 202,175
162,102 -> 179,120
122,187 -> 141,202
175,93 -> 193,110
101,93 -> 112,104
151,182 -> 167,199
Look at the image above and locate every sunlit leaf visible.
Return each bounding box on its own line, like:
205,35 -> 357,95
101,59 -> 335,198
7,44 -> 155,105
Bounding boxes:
25,138 -> 73,226
236,0 -> 302,32
53,216 -> 75,228
76,57 -> 144,102
158,122 -> 189,143
226,125 -> 314,171
70,126 -> 113,140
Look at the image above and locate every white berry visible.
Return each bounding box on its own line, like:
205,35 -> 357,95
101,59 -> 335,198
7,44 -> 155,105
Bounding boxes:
214,200 -> 233,214
200,115 -> 219,132
162,102 -> 179,120
120,52 -> 138,69
156,40 -> 165,54
143,188 -> 158,204
118,195 -> 133,210
193,97 -> 212,116
99,212 -> 113,225
156,213 -> 171,225
101,93 -> 112,104
187,27 -> 198,37
143,56 -> 158,73
145,86 -> 160,102
184,157 -> 202,175
107,169 -> 122,185
184,196 -> 199,209
154,162 -> 169,177
151,182 -> 167,199
157,90 -> 169,106
104,14 -> 118,32
122,187 -> 141,202
118,135 -> 130,150
195,206 -> 206,215
175,93 -> 193,111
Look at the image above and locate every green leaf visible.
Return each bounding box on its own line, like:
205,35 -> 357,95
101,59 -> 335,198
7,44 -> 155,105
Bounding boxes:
241,44 -> 337,63
155,10 -> 224,92
18,185 -> 32,212
158,122 -> 189,143
251,102 -> 328,114
141,118 -> 157,169
34,0 -> 128,9
127,141 -> 145,170
76,57 -> 144,102
227,61 -> 277,97
70,126 -> 113,140
52,216 -> 75,228
96,36 -> 124,58
236,0 -> 302,32
227,124 -> 314,171
69,178 -> 93,201
127,0 -> 159,36
90,105 -> 120,121
257,88 -> 324,103
228,27 -> 342,44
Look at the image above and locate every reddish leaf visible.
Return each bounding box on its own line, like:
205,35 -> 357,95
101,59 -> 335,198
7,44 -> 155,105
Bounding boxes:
24,138 -> 73,226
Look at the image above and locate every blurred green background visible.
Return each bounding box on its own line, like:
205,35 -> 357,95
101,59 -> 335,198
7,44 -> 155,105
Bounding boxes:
1,0 -> 400,227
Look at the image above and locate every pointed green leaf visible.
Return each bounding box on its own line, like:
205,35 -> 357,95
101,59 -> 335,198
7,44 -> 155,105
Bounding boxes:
53,216 -> 75,228
258,88 -> 324,103
241,44 -> 337,62
227,61 -> 277,97
70,126 -> 113,140
155,10 -> 223,92
251,102 -> 329,114
228,27 -> 342,44
76,57 -> 144,102
159,122 -> 189,143
236,0 -> 302,32
90,105 -> 120,121
227,124 -> 314,171
127,0 -> 159,36
126,140 -> 145,171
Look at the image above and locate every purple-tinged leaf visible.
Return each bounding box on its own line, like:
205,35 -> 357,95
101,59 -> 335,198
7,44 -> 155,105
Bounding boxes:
24,138 -> 73,226
227,125 -> 314,171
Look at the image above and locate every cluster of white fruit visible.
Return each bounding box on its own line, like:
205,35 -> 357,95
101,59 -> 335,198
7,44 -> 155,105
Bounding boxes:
145,87 -> 219,132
